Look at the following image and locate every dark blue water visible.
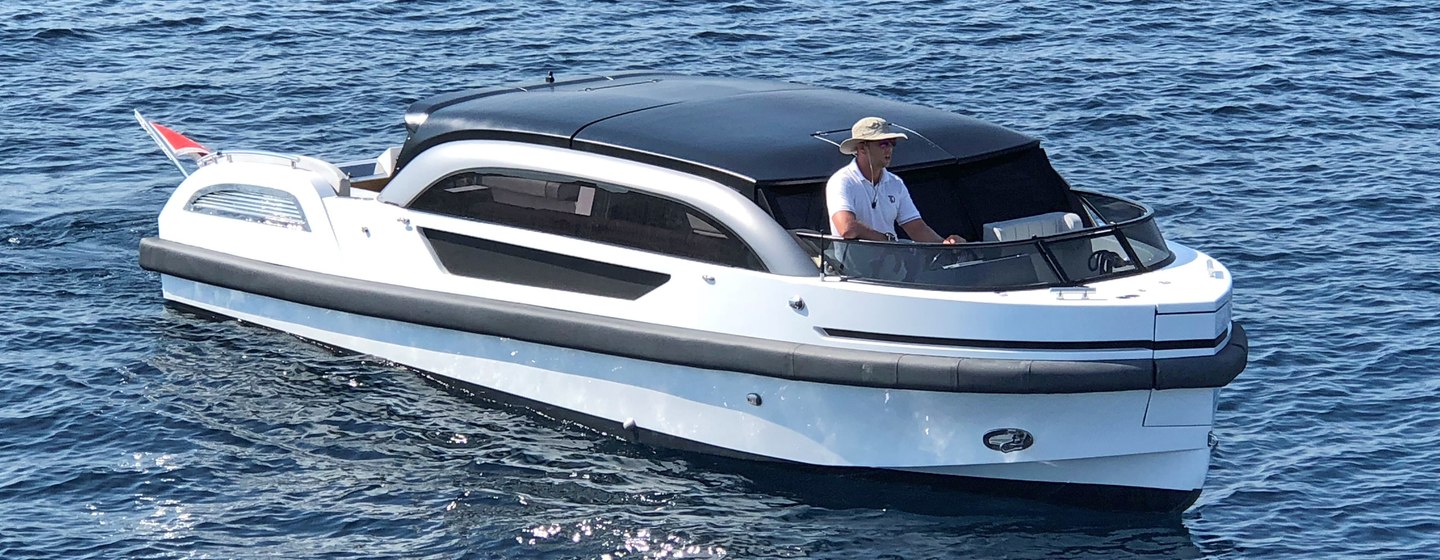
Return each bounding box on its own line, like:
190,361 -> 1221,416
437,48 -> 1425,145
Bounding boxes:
4,1 -> 1439,557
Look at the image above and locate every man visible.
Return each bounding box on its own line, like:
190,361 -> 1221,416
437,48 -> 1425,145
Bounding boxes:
826,117 -> 964,244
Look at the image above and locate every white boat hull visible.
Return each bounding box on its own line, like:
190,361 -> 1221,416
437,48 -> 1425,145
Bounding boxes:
161,274 -> 1217,508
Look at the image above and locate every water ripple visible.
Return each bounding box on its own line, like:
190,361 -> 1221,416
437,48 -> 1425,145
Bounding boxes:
3,0 -> 1440,557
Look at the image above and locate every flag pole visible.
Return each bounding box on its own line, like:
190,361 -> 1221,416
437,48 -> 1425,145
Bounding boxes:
134,109 -> 191,177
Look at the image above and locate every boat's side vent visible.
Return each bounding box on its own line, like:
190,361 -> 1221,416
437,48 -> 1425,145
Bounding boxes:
185,183 -> 310,231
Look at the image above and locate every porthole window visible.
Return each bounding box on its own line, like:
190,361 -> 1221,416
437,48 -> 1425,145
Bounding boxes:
410,169 -> 763,270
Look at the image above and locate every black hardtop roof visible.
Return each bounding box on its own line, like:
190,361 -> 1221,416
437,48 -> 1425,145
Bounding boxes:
398,72 -> 1038,193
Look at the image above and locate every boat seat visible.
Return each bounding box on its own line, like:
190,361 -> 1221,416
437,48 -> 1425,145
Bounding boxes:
982,212 -> 1083,242
487,176 -> 583,213
348,147 -> 399,192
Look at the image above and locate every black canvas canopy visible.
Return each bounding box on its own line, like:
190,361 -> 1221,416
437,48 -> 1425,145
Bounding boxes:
398,72 -> 1083,239
397,72 -> 1039,194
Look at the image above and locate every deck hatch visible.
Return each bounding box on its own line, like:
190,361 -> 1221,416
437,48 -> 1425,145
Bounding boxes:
185,184 -> 309,231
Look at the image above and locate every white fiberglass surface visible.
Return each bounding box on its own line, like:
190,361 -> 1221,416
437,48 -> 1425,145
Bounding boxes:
161,276 -> 1214,480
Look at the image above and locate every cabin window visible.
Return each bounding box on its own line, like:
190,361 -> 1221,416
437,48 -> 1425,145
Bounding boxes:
758,181 -> 830,233
410,169 -> 764,270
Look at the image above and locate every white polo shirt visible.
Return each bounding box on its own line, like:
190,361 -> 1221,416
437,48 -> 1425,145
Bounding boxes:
825,160 -> 921,238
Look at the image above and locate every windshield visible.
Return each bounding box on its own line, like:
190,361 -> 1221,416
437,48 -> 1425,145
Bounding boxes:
792,190 -> 1174,291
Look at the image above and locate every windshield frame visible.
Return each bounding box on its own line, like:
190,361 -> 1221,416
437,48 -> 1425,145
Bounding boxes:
793,189 -> 1175,291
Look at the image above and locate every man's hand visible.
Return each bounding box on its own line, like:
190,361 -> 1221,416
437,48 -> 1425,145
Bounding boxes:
942,235 -> 966,245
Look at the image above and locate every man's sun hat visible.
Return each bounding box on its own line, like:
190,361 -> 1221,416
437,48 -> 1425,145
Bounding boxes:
839,117 -> 908,154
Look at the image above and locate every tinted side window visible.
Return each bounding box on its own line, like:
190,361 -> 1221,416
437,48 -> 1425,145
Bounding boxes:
757,182 -> 829,232
410,170 -> 763,270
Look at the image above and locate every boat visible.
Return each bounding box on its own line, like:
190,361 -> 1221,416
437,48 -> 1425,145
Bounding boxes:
137,71 -> 1247,512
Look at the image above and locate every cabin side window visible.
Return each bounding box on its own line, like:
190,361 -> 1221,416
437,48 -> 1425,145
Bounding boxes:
410,169 -> 764,270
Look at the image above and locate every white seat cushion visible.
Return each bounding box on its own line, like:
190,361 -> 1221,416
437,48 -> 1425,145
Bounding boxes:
982,212 -> 1084,242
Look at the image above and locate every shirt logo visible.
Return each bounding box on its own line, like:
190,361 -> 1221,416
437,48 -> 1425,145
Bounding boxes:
888,195 -> 896,204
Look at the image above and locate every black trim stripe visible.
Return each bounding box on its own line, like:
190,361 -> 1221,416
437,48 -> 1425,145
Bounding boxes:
1155,332 -> 1230,351
823,328 -> 1230,352
422,228 -> 670,300
1156,306 -> 1230,316
139,237 -> 1248,394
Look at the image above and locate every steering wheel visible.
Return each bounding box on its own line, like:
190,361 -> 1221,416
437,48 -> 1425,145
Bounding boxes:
1088,250 -> 1123,273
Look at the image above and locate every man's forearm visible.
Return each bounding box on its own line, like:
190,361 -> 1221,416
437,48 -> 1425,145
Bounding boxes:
901,220 -> 944,243
847,222 -> 891,241
833,212 -> 891,241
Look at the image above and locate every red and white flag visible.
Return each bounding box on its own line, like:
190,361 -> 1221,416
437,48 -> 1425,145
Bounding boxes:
135,109 -> 211,176
148,121 -> 209,158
